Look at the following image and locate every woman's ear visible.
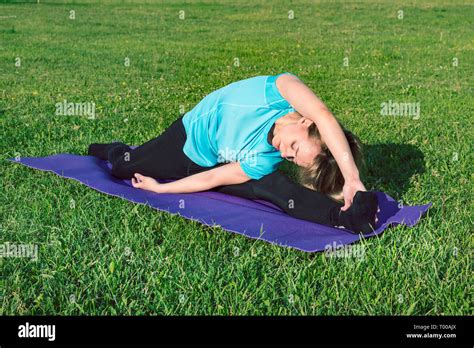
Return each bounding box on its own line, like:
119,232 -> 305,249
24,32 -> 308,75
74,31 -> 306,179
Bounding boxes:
299,117 -> 314,128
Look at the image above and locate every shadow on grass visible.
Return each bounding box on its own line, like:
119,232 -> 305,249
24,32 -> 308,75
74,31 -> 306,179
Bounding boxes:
280,142 -> 425,200
362,143 -> 426,199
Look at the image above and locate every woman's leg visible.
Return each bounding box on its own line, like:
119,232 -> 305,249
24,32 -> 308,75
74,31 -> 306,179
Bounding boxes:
213,171 -> 378,234
88,117 -> 198,180
213,171 -> 341,223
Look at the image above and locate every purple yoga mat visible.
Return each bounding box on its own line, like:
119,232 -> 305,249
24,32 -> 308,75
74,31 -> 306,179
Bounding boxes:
8,154 -> 432,252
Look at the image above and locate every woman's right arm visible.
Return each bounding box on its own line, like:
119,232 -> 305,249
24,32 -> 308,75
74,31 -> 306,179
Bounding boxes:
275,74 -> 366,210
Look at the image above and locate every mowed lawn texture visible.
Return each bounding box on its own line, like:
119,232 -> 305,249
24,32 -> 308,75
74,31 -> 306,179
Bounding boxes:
0,0 -> 472,315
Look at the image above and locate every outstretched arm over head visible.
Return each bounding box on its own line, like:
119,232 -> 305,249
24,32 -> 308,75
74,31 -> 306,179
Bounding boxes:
276,74 -> 367,210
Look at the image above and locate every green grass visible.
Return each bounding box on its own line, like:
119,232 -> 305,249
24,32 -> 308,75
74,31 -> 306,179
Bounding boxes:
1,0 -> 472,315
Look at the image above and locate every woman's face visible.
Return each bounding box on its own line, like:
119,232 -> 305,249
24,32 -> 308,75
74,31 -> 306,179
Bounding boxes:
272,118 -> 322,168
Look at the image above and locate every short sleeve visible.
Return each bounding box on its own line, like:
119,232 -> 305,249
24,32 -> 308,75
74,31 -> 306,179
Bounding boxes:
239,153 -> 282,180
265,72 -> 297,110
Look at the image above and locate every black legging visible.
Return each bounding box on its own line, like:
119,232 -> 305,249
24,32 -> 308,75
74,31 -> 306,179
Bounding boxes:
94,117 -> 376,234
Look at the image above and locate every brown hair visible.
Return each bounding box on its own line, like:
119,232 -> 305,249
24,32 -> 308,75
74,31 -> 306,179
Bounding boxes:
297,123 -> 363,198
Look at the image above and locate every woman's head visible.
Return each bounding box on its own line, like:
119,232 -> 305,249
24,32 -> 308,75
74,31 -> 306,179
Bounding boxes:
272,116 -> 323,168
297,123 -> 363,196
272,114 -> 363,196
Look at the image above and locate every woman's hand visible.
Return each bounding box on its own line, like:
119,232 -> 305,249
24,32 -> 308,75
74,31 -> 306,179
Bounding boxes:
341,178 -> 367,211
131,173 -> 160,192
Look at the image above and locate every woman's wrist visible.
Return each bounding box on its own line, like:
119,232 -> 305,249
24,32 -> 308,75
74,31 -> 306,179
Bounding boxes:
151,182 -> 166,193
343,169 -> 360,183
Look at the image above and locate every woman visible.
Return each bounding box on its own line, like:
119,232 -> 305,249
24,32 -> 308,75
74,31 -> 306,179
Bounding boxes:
88,72 -> 378,233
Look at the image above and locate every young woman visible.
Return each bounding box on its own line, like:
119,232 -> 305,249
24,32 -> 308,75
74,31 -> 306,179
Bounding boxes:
88,72 -> 379,233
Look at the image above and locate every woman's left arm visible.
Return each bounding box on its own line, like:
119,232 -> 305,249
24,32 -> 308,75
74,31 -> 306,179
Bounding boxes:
276,73 -> 366,210
131,162 -> 250,194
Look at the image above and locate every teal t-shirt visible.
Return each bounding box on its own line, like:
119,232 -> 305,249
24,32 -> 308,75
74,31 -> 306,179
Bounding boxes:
182,72 -> 296,180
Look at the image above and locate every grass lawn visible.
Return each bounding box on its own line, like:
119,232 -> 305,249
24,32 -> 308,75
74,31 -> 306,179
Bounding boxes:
0,0 -> 472,315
